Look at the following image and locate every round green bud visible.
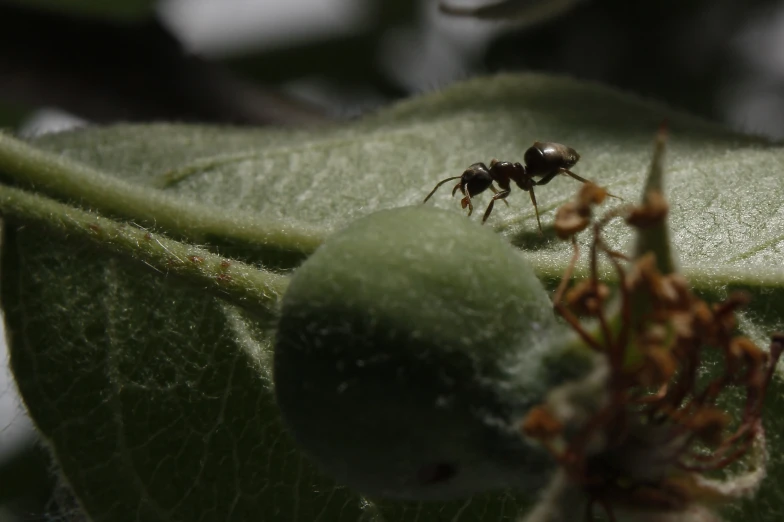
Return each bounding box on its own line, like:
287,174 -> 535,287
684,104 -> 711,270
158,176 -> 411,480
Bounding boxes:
274,206 -> 585,501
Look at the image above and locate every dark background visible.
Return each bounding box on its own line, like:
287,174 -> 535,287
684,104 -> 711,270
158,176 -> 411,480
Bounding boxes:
2,0 -> 784,519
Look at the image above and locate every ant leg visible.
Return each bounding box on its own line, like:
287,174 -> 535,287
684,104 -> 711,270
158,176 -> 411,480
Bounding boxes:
562,169 -> 623,200
534,171 -> 560,187
527,187 -> 543,234
451,181 -> 463,197
481,190 -> 511,223
423,176 -> 461,203
489,185 -> 510,207
553,233 -> 604,351
560,168 -> 590,184
460,187 -> 474,216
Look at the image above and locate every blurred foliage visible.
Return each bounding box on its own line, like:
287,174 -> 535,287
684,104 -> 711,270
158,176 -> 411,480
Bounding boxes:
0,443 -> 56,518
480,0 -> 781,121
224,0 -> 420,106
217,0 -> 784,126
6,0 -> 784,127
3,0 -> 155,21
225,35 -> 409,102
0,100 -> 29,129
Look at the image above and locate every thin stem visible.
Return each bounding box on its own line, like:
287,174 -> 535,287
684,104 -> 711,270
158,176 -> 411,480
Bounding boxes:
553,237 -> 603,352
553,236 -> 580,306
0,132 -> 326,260
590,223 -> 614,363
634,122 -> 676,275
602,239 -> 631,370
0,184 -> 288,317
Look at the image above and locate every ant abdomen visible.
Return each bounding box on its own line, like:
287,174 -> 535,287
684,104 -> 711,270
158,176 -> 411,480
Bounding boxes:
524,142 -> 580,177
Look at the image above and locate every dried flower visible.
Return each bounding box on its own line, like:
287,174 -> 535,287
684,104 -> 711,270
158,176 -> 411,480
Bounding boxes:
522,129 -> 783,522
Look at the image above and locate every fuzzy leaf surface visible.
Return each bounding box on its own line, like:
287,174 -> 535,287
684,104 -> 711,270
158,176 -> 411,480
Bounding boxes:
2,74 -> 784,522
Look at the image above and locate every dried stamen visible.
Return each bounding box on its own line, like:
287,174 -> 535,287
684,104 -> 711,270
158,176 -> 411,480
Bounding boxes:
523,182 -> 782,521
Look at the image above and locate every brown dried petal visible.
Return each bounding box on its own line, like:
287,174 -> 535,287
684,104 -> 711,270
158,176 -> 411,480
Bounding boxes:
621,479 -> 692,511
576,181 -> 607,207
690,301 -> 714,336
554,201 -> 590,239
628,253 -> 684,314
729,337 -> 764,365
670,311 -> 695,341
565,280 -> 610,316
638,347 -> 678,387
715,292 -> 751,315
626,190 -> 669,228
522,406 -> 563,439
729,337 -> 767,387
711,292 -> 749,334
640,324 -> 668,347
687,408 -> 730,446
658,274 -> 693,310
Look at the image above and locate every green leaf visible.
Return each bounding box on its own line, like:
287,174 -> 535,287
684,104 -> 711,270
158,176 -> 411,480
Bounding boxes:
1,73 -> 783,522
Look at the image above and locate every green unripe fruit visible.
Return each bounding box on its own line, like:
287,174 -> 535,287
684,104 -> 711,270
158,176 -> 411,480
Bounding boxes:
274,206 -> 589,502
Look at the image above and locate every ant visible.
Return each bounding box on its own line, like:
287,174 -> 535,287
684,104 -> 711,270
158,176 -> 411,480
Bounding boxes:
423,142 -> 615,232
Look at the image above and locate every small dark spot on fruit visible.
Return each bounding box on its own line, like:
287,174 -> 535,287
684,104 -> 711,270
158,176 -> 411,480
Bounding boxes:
416,462 -> 458,485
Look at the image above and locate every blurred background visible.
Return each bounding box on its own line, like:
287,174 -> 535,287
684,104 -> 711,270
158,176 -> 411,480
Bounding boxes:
2,0 -> 784,519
